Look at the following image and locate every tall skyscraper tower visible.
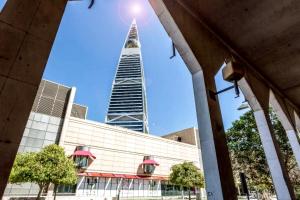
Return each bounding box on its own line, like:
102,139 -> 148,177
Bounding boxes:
106,20 -> 149,133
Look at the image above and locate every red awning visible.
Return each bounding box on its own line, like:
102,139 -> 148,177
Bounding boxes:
78,172 -> 167,180
114,174 -> 126,178
142,159 -> 159,166
100,173 -> 114,178
86,172 -> 99,177
124,174 -> 139,179
137,175 -> 168,180
71,150 -> 96,159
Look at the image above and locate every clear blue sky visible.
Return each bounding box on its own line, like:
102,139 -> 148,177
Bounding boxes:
0,0 -> 247,135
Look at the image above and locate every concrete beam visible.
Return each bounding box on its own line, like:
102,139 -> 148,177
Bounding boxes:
0,0 -> 68,197
149,0 -> 230,75
239,76 -> 296,199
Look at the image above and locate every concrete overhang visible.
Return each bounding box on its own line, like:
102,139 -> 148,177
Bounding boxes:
149,0 -> 300,111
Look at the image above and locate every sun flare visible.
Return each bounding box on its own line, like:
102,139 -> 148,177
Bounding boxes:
131,3 -> 141,15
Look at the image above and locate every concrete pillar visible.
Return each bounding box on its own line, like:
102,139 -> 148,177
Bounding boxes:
0,0 -> 68,197
148,1 -> 236,198
192,70 -> 237,200
270,91 -> 300,167
239,77 -> 296,200
58,87 -> 76,146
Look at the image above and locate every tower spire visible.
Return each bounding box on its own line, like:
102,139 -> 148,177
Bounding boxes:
124,18 -> 139,48
106,20 -> 149,133
132,18 -> 136,25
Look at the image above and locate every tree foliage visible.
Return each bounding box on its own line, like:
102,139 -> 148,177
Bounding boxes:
169,161 -> 204,199
9,144 -> 77,199
226,110 -> 300,195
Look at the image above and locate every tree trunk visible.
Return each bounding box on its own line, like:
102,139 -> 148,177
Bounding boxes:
53,184 -> 57,200
256,190 -> 259,200
188,188 -> 191,200
37,185 -> 43,200
261,190 -> 272,200
181,186 -> 184,200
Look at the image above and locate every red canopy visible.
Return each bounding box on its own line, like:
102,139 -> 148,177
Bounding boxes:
124,174 -> 140,179
142,159 -> 159,166
114,174 -> 126,178
71,150 -> 96,159
78,172 -> 167,180
99,173 -> 114,178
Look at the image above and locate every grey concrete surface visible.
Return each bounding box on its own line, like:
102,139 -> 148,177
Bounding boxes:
270,91 -> 300,168
0,0 -> 68,197
172,0 -> 300,109
149,0 -> 300,198
239,77 -> 296,200
192,71 -> 224,200
149,0 -> 239,199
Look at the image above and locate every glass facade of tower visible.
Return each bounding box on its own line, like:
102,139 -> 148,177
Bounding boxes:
106,20 -> 149,133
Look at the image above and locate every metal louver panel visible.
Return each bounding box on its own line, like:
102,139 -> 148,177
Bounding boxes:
56,86 -> 69,101
31,80 -> 71,118
43,81 -> 58,98
37,97 -> 54,115
71,104 -> 88,119
52,100 -> 66,118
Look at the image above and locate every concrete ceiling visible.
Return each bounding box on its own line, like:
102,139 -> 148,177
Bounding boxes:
163,0 -> 300,108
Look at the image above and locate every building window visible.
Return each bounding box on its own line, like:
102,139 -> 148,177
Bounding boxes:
177,137 -> 182,142
144,164 -> 155,174
72,145 -> 96,169
142,155 -> 159,174
56,184 -> 76,195
74,156 -> 88,168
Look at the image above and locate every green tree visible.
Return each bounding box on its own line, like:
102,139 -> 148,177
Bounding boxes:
9,144 -> 77,200
169,162 -> 204,200
226,110 -> 300,199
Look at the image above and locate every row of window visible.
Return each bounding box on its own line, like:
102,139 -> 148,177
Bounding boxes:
112,91 -> 142,95
116,73 -> 141,76
107,123 -> 143,128
111,93 -> 142,97
119,61 -> 141,65
115,76 -> 142,79
113,84 -> 142,88
109,104 -> 143,108
119,60 -> 140,63
113,87 -> 142,91
112,88 -> 142,92
108,111 -> 143,114
111,92 -> 142,96
116,71 -> 141,74
57,180 -> 196,197
110,100 -> 143,104
108,108 -> 143,112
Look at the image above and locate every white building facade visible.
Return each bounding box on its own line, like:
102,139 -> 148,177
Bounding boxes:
59,117 -> 202,199
3,80 -> 203,200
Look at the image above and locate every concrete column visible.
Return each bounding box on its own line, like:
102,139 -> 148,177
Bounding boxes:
239,78 -> 296,200
192,70 -> 237,200
58,87 -> 76,146
254,110 -> 294,199
270,91 -> 300,167
0,0 -> 68,197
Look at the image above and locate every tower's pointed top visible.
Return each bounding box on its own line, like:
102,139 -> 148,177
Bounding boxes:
132,18 -> 137,25
124,18 -> 139,48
